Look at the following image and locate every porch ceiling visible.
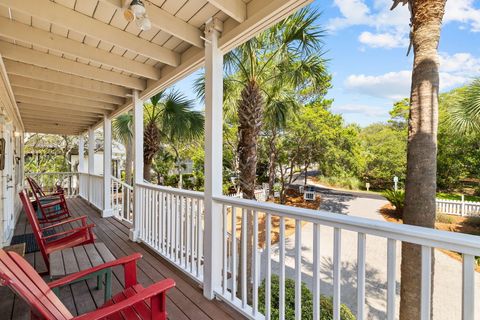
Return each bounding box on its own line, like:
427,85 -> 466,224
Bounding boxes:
0,0 -> 311,135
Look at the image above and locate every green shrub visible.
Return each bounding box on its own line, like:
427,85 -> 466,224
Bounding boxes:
476,256 -> 480,266
463,216 -> 480,228
382,189 -> 405,216
259,275 -> 356,320
436,213 -> 456,224
317,176 -> 362,191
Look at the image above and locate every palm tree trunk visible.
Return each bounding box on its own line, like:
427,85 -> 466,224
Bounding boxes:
399,1 -> 445,319
237,80 -> 263,303
143,160 -> 152,181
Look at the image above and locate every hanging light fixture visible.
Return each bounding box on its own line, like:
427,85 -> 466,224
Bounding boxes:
136,15 -> 152,31
123,0 -> 151,31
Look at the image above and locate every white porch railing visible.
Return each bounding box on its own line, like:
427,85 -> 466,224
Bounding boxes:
111,177 -> 133,223
212,196 -> 479,320
436,197 -> 480,216
127,186 -> 480,320
78,173 -> 104,211
26,172 -> 79,196
136,182 -> 205,283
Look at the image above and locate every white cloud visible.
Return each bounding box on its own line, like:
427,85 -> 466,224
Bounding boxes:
345,70 -> 411,99
329,0 -> 480,48
358,31 -> 409,49
333,104 -> 388,117
344,53 -> 480,99
444,0 -> 480,32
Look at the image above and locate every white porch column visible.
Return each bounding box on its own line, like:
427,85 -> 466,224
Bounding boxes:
129,90 -> 144,241
78,135 -> 85,198
203,17 -> 224,300
78,135 -> 84,173
102,116 -> 113,217
88,127 -> 95,203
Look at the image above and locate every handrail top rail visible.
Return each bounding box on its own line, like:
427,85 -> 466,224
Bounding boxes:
136,182 -> 204,199
214,195 -> 480,256
26,172 -> 78,175
111,176 -> 133,190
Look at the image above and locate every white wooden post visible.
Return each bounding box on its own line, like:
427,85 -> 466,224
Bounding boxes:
203,17 -> 224,300
102,116 -> 113,217
129,90 -> 144,242
88,127 -> 95,203
461,194 -> 465,217
78,135 -> 84,173
78,135 -> 84,197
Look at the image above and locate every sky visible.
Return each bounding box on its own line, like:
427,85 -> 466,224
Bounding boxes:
171,0 -> 480,127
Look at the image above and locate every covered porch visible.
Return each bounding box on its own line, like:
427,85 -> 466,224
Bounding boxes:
0,197 -> 242,319
0,0 -> 479,319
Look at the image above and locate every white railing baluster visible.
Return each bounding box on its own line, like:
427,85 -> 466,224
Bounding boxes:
357,233 -> 366,320
180,196 -> 184,266
253,210 -> 259,316
197,199 -> 202,277
265,213 -> 272,320
462,254 -> 475,320
190,197 -> 194,273
295,219 -> 302,320
222,204 -> 228,296
231,206 -> 237,301
387,239 -> 397,320
333,228 -> 341,320
279,216 -> 286,320
421,246 -> 432,320
241,208 -> 247,308
313,223 -> 321,320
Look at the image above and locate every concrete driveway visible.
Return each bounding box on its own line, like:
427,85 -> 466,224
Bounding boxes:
261,189 -> 480,319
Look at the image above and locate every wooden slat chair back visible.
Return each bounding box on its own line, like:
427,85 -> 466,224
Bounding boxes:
27,177 -> 71,224
0,250 -> 72,319
0,250 -> 176,320
19,190 -> 96,272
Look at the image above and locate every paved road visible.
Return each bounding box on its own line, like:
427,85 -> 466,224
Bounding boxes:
260,186 -> 480,319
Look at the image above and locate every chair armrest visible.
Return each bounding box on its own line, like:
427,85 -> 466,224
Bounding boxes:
72,279 -> 175,320
42,224 -> 94,240
41,216 -> 88,230
48,253 -> 142,289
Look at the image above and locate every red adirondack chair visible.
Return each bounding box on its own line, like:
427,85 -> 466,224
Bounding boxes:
27,177 -> 72,224
19,190 -> 95,273
0,249 -> 175,319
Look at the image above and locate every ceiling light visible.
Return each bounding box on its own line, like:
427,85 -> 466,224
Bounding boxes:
135,16 -> 151,31
123,8 -> 135,22
130,0 -> 146,17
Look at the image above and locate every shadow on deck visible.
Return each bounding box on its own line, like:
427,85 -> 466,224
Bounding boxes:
0,197 -> 244,320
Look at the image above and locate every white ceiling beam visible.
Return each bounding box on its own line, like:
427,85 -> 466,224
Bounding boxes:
21,116 -> 95,126
9,75 -> 125,105
206,0 -> 246,23
4,60 -> 129,97
0,17 -> 161,80
100,0 -> 204,48
12,87 -> 116,110
0,41 -> 146,90
23,124 -> 86,135
14,96 -> 112,114
0,0 -> 180,66
18,103 -> 106,117
20,110 -> 100,121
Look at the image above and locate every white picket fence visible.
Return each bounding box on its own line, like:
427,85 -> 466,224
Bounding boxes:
436,197 -> 480,216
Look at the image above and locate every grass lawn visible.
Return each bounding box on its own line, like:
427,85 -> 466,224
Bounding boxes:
436,192 -> 480,202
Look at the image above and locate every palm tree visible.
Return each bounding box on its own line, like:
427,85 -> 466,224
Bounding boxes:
391,0 -> 447,318
448,79 -> 480,134
143,90 -> 204,182
113,113 -> 133,185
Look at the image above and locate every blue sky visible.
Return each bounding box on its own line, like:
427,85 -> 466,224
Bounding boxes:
172,0 -> 480,126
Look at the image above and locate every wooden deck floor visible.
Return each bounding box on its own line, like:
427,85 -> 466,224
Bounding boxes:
0,197 -> 244,320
